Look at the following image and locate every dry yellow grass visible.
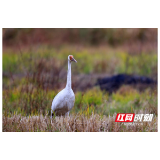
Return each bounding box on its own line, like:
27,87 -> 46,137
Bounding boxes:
3,114 -> 158,132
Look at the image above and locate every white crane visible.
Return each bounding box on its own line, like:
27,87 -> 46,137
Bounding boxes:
51,55 -> 77,118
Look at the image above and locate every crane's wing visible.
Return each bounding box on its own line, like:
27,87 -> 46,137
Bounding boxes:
51,88 -> 75,116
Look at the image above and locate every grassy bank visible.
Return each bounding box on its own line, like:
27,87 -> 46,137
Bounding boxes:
3,46 -> 157,132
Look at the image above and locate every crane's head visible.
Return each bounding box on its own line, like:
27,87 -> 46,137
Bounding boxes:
68,55 -> 77,63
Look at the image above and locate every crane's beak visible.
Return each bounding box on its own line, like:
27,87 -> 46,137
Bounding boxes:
72,58 -> 77,63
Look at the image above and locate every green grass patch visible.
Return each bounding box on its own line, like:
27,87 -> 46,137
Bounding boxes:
3,85 -> 156,117
3,47 -> 157,76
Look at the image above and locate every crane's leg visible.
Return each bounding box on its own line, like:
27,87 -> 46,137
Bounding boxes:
65,111 -> 70,117
50,109 -> 53,119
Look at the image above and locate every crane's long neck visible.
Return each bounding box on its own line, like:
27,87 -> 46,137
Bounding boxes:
66,60 -> 72,89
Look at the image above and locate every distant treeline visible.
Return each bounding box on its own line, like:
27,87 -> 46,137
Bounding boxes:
3,28 -> 157,47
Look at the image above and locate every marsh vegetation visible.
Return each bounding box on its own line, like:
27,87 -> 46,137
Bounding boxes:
3,28 -> 157,132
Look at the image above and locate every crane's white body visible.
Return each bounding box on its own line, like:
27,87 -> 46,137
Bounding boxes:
51,88 -> 75,116
51,55 -> 76,117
